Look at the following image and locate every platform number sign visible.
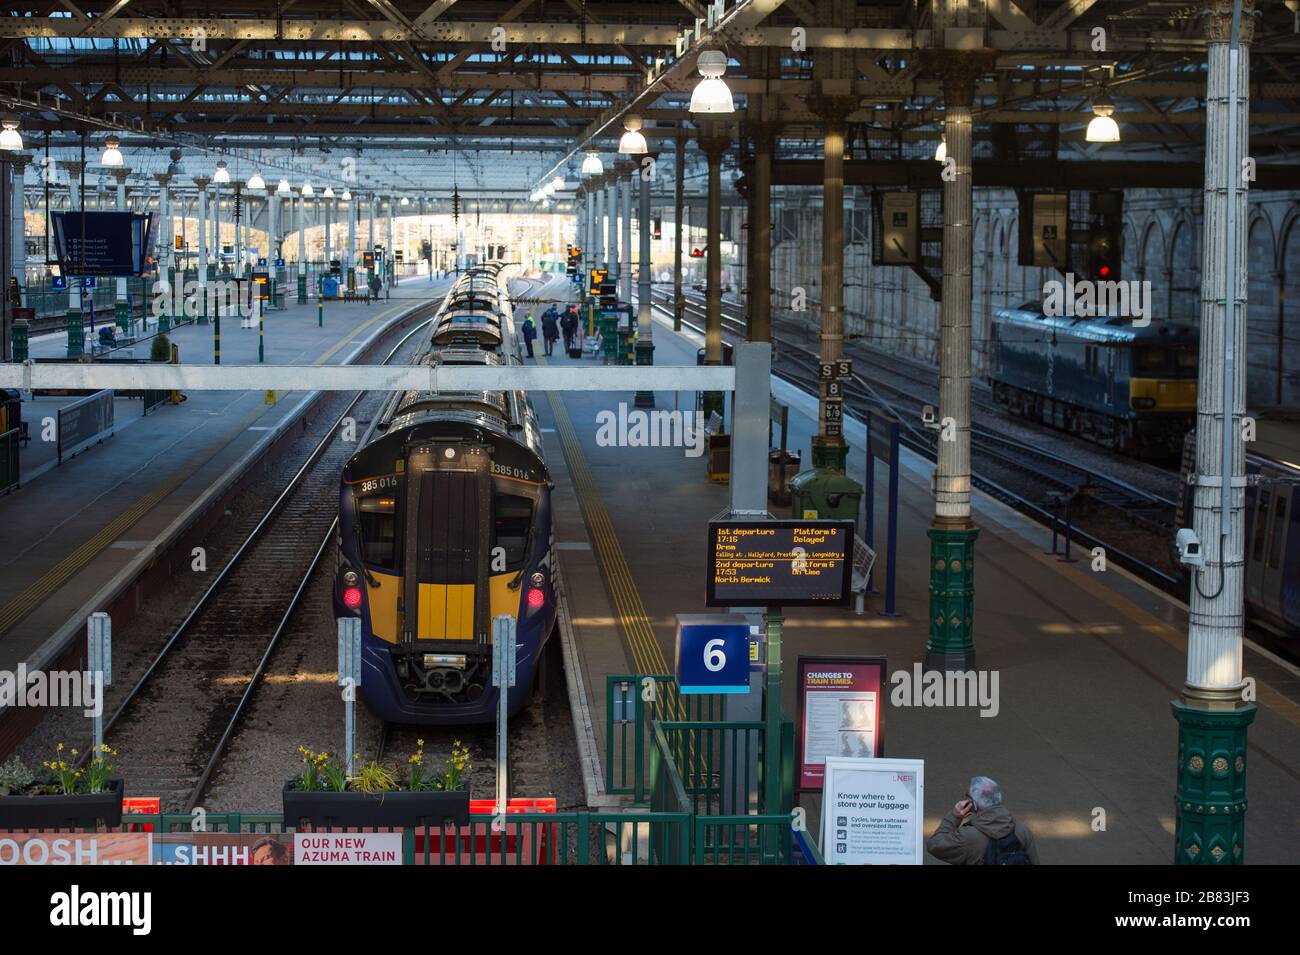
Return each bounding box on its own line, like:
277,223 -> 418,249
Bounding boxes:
675,614 -> 751,695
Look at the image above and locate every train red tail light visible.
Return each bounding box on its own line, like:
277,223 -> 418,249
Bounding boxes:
526,587 -> 545,609
343,586 -> 363,608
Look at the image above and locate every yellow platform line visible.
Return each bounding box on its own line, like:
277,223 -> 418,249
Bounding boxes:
542,365 -> 692,726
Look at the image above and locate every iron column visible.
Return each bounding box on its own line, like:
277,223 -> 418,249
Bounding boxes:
620,163 -> 633,305
673,133 -> 685,333
700,127 -> 730,423
111,167 -> 131,332
1174,0 -> 1256,866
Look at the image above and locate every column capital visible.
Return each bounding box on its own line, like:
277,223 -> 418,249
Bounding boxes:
698,131 -> 732,161
918,49 -> 998,107
807,90 -> 859,127
110,166 -> 132,185
1204,0 -> 1256,42
7,152 -> 31,171
59,159 -> 85,178
193,176 -> 210,190
154,172 -> 172,188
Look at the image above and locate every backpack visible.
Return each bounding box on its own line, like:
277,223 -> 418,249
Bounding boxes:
982,830 -> 1032,865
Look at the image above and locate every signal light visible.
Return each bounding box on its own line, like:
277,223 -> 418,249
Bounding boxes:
690,248 -> 704,258
526,588 -> 545,609
343,586 -> 363,609
1097,264 -> 1111,278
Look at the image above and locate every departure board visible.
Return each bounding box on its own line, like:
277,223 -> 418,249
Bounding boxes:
707,521 -> 854,607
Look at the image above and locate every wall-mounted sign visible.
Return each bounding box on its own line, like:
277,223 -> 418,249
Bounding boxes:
51,211 -> 155,276
821,757 -> 924,865
706,521 -> 853,608
877,191 -> 919,265
796,656 -> 886,791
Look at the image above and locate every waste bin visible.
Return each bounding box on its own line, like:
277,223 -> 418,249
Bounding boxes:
768,449 -> 801,506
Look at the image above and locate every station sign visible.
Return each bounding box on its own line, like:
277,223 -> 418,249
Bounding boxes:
876,191 -> 918,266
674,613 -> 751,695
795,655 -> 886,791
822,398 -> 843,437
1031,193 -> 1068,269
706,520 -> 853,608
174,234 -> 184,251
257,257 -> 268,268
819,360 -> 852,380
252,271 -> 270,300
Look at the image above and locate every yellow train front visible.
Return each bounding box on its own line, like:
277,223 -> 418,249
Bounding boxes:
333,266 -> 555,724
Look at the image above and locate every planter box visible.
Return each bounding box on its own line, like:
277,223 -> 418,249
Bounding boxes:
283,783 -> 470,830
0,779 -> 124,830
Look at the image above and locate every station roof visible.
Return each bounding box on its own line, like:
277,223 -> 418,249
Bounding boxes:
1,1 -> 1295,201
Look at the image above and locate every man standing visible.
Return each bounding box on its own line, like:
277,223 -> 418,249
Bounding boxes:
926,776 -> 1039,865
560,306 -> 579,355
541,308 -> 560,357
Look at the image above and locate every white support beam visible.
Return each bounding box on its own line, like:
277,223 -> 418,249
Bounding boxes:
0,364 -> 736,393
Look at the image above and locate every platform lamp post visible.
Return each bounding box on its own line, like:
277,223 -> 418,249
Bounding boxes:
634,150 -> 656,407
194,176 -> 211,354
109,167 -> 131,335
154,173 -> 172,333
698,124 -> 730,425
59,161 -> 85,357
1173,0 -> 1256,866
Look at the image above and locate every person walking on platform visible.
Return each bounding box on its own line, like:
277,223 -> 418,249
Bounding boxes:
926,776 -> 1038,865
521,314 -> 537,358
541,308 -> 560,357
560,307 -> 579,354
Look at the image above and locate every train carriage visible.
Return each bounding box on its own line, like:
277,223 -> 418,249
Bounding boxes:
333,265 -> 556,724
989,304 -> 1198,458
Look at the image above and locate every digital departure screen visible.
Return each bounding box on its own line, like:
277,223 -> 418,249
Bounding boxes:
706,521 -> 853,607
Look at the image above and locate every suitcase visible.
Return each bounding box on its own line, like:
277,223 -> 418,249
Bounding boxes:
567,346 -> 582,359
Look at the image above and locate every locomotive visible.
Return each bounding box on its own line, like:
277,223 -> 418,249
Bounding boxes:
332,265 -> 556,724
988,304 -> 1199,458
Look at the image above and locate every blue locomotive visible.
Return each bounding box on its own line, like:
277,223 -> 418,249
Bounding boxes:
989,305 -> 1199,457
333,265 -> 556,724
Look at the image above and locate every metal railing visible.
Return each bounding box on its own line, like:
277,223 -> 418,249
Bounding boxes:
605,673 -> 725,801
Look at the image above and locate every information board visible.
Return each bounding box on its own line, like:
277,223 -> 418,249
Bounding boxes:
795,656 -> 886,791
821,757 -> 924,865
51,211 -> 155,276
707,520 -> 853,607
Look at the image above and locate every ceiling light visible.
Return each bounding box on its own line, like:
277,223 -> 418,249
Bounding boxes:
619,115 -> 648,154
934,137 -> 946,163
341,189 -> 352,201
100,136 -> 123,168
302,181 -> 315,197
689,50 -> 734,114
322,185 -> 335,198
400,196 -> 410,206
247,171 -> 266,190
213,160 -> 230,184
276,179 -> 292,195
0,114 -> 23,151
549,177 -> 565,192
581,152 -> 603,176
1086,98 -> 1120,143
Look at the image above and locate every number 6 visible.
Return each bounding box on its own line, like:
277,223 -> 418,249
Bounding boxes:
704,638 -> 726,672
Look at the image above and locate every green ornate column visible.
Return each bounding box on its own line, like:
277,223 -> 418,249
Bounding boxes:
1172,699 -> 1255,864
926,523 -> 978,669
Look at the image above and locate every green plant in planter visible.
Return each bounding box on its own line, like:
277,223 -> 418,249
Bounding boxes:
406,738 -> 433,791
0,755 -> 35,796
434,740 -> 472,793
85,743 -> 117,794
350,759 -> 397,794
42,742 -> 83,795
296,746 -> 347,792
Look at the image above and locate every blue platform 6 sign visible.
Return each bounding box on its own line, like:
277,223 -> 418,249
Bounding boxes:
675,614 -> 752,695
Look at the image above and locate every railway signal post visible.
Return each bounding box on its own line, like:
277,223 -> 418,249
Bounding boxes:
1174,0 -> 1256,865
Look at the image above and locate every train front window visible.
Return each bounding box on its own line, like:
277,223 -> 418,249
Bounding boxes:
1135,346 -> 1170,375
1174,348 -> 1198,378
1269,494 -> 1287,569
358,496 -> 398,570
1253,491 -> 1271,563
493,494 -> 533,569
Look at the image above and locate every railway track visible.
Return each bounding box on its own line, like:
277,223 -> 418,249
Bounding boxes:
648,287 -> 1182,589
75,305 -> 438,811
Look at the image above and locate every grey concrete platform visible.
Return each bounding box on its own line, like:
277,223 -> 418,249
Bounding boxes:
535,299 -> 1300,864
0,283 -> 448,679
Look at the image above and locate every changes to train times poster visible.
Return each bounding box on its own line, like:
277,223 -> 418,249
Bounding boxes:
706,520 -> 853,607
796,656 -> 887,791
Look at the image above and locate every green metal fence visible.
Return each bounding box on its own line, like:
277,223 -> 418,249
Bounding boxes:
605,673 -> 726,801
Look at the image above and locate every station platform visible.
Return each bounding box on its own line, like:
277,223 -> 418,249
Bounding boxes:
533,291 -> 1300,864
0,283 -> 447,687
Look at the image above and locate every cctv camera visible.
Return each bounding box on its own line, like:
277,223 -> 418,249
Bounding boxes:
1176,528 -> 1203,568
921,404 -> 939,430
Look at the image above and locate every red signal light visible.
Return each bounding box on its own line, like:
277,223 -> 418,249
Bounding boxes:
343,586 -> 363,609
1098,264 -> 1111,278
526,588 -> 545,609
